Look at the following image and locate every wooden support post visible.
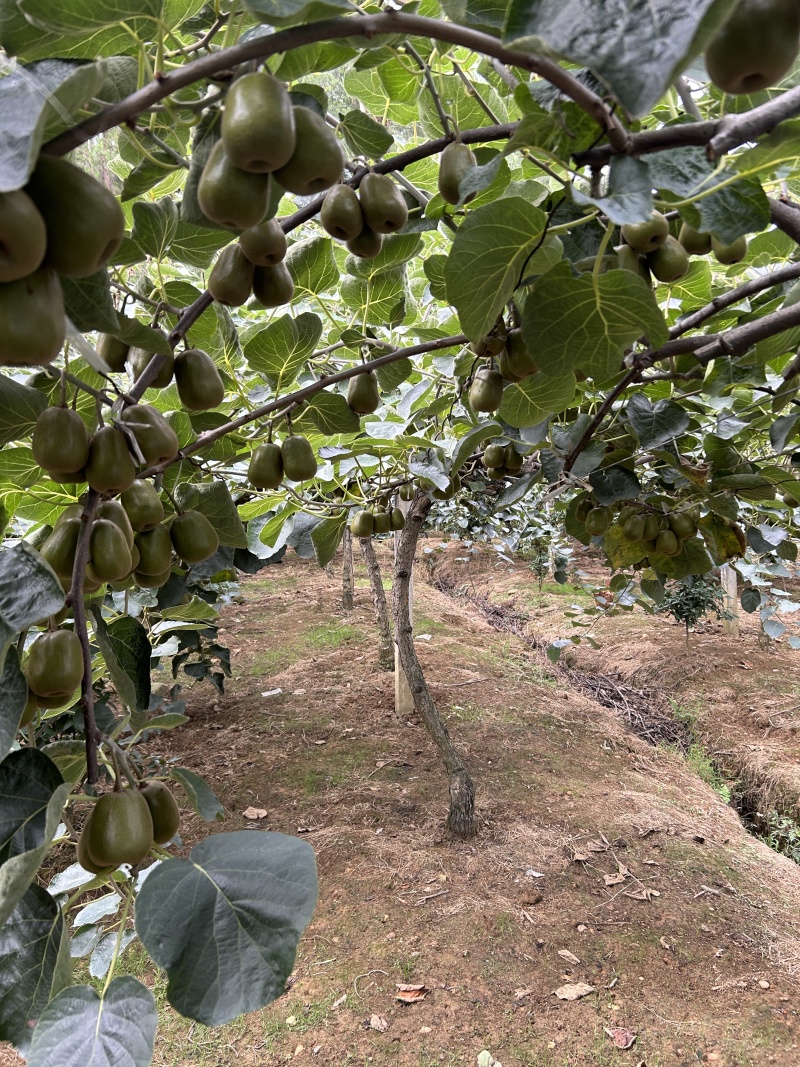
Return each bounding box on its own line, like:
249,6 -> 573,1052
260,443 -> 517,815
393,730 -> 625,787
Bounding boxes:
720,563 -> 739,636
394,495 -> 414,719
342,526 -> 354,611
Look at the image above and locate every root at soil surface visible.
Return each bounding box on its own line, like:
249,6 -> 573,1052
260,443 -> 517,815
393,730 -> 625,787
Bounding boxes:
426,567 -> 692,750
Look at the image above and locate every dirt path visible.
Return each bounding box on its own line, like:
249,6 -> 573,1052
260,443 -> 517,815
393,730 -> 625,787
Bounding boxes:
132,549 -> 800,1066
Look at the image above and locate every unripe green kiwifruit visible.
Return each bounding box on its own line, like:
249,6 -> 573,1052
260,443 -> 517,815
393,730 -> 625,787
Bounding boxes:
346,224 -> 382,259
678,224 -> 712,256
120,480 -> 164,532
134,524 -> 173,576
504,329 -> 538,378
486,467 -> 505,480
469,367 -> 504,413
351,509 -> 374,537
398,483 -> 415,501
646,235 -> 690,283
118,405 -> 180,466
0,189 -> 46,282
497,348 -> 525,382
320,184 -> 364,241
89,518 -> 133,582
621,211 -> 669,254
432,474 -> 461,500
616,243 -> 648,277
622,514 -> 646,541
347,370 -> 380,414
169,510 -> 219,565
86,426 -> 136,495
390,507 -> 405,531
239,218 -> 287,266
438,142 -> 477,205
0,267 -> 65,367
272,106 -> 344,196
483,444 -> 506,468
372,507 -> 392,533
585,507 -> 611,536
96,498 -> 137,548
174,348 -> 225,411
39,518 -> 82,580
25,629 -> 84,704
655,529 -> 679,556
208,244 -> 254,307
503,445 -> 523,471
76,809 -> 107,874
139,781 -> 181,844
133,565 -> 172,589
129,346 -> 174,391
705,0 -> 800,95
281,435 -> 317,481
248,442 -> 284,490
668,512 -> 698,540
642,514 -> 660,542
25,156 -> 124,277
198,141 -> 270,231
80,789 -> 154,869
358,173 -> 408,235
221,72 -> 295,173
252,261 -> 294,307
96,334 -> 130,373
574,496 -> 593,523
711,233 -> 748,265
32,407 -> 89,476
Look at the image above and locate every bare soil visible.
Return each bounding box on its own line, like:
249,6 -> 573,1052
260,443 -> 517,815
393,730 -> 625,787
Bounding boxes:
7,540 -> 800,1067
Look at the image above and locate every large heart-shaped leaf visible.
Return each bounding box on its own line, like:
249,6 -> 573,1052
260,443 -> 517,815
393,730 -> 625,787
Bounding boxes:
136,831 -> 317,1025
0,648 -> 30,764
0,883 -> 71,1052
0,542 -> 64,675
27,976 -> 156,1067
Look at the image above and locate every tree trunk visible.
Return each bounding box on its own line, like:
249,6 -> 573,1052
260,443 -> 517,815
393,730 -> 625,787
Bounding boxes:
394,495 -> 414,720
359,536 -> 394,670
720,563 -> 739,636
342,526 -> 354,611
393,491 -> 476,838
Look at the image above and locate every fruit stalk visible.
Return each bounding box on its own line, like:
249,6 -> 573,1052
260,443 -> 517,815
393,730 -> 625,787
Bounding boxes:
69,489 -> 101,786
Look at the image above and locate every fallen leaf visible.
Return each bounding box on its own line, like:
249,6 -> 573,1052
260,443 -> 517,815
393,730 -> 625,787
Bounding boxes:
553,982 -> 595,1001
659,936 -> 673,952
369,1014 -> 389,1032
557,950 -> 581,966
604,1027 -> 637,1050
625,887 -> 660,901
604,871 -> 626,886
396,983 -> 429,1003
242,806 -> 268,820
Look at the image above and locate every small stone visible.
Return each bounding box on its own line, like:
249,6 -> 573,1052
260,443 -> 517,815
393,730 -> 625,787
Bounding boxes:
759,980 -> 771,990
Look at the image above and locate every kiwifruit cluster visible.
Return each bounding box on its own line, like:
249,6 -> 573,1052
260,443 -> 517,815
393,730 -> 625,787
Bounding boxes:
574,493 -> 701,558
319,173 -> 408,260
617,210 -> 748,285
95,335 -> 226,408
464,324 -> 539,416
248,434 -> 318,490
77,780 -> 181,873
350,501 -> 406,537
481,443 -> 524,480
209,218 -> 293,309
0,156 -> 125,367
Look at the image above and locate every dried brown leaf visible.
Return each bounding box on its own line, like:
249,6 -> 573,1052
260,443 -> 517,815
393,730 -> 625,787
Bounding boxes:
553,982 -> 595,1001
557,949 -> 581,966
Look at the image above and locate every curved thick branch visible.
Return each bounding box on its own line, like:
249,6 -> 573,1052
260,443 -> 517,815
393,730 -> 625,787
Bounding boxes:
574,83 -> 800,168
44,13 -> 624,157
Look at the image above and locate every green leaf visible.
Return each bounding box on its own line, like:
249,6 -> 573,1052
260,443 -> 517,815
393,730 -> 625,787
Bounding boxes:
503,0 -> 736,117
17,0 -> 161,34
311,512 -> 348,567
60,269 -> 118,333
522,263 -> 668,380
27,976 -> 156,1067
340,268 -> 406,327
339,110 -> 393,159
698,514 -> 746,563
170,767 -> 224,822
423,255 -> 448,302
113,315 -> 172,356
344,232 -> 422,278
244,0 -> 355,28
626,394 -> 690,448
572,156 -> 653,225
286,236 -> 338,296
689,176 -> 771,245
0,59 -> 107,190
0,884 -> 70,1053
169,222 -> 231,269
602,525 -> 649,569
451,421 -> 502,474
0,543 -> 64,675
498,372 -> 575,428
130,198 -> 179,259
0,648 -> 29,764
304,391 -> 361,435
740,587 -> 762,613
136,831 -> 317,1025
244,312 -> 322,388
589,465 -> 641,504
648,536 -> 714,578
0,749 -> 69,928
90,611 -> 151,714
175,480 -> 247,549
444,196 -> 547,342
0,374 -> 47,447
0,447 -> 41,489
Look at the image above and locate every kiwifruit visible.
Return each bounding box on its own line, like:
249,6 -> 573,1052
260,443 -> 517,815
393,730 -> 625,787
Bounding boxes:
345,224 -> 382,259
272,106 -> 344,196
129,346 -> 174,391
96,334 -> 130,373
32,407 -> 89,476
351,509 -> 374,537
0,267 -> 65,367
358,173 -> 408,235
25,629 -> 84,705
120,481 -> 164,532
208,244 -> 254,307
197,140 -> 271,231
468,367 -> 504,413
39,519 -> 82,580
239,218 -> 287,266
95,500 -> 135,549
281,434 -> 317,481
347,370 -> 380,414
169,510 -> 219,565
0,189 -> 46,282
252,261 -> 294,307
654,529 -> 680,556
621,211 -> 669,254
483,444 -> 506,468
584,506 -> 611,536
320,184 -> 364,242
134,524 -> 173,576
711,233 -> 748,265
248,442 -> 284,490
139,781 -> 181,844
678,224 -> 712,256
89,518 -> 133,582
86,426 -> 136,495
221,72 -> 296,173
438,142 -> 477,205
174,348 -> 225,411
118,405 -> 180,466
79,789 -> 154,869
